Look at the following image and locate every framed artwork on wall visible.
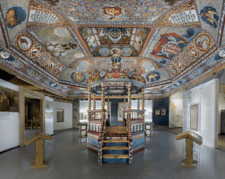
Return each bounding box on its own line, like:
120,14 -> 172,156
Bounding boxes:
161,109 -> 166,115
155,109 -> 160,115
83,113 -> 88,120
190,104 -> 198,131
118,102 -> 128,122
57,109 -> 64,122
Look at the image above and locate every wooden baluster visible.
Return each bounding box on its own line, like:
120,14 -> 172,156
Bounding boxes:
142,88 -> 145,110
88,87 -> 91,110
101,84 -> 105,110
93,93 -> 96,110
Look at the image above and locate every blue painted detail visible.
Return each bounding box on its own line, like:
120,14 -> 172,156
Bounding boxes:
104,150 -> 128,154
104,142 -> 128,147
87,137 -> 98,147
103,158 -> 128,164
132,138 -> 145,147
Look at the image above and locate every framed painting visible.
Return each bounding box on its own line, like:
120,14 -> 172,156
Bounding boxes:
118,102 -> 128,122
161,109 -> 166,115
57,109 -> 64,122
155,109 -> 160,115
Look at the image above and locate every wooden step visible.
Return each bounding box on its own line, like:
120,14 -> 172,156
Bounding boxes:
103,140 -> 128,143
102,146 -> 129,150
102,154 -> 129,159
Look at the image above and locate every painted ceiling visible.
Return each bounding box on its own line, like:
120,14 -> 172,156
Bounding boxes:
0,0 -> 225,97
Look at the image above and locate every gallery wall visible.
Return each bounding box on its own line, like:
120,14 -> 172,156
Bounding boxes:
169,91 -> 183,128
183,79 -> 219,148
0,79 -> 19,152
153,97 -> 169,126
45,96 -> 53,135
73,99 -> 80,128
53,100 -> 73,130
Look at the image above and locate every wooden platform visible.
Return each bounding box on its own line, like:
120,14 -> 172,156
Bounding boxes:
105,126 -> 127,134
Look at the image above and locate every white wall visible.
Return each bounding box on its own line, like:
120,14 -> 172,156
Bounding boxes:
0,79 -> 19,152
169,91 -> 183,128
131,100 -> 153,122
183,79 -> 219,148
53,101 -> 73,130
79,100 -> 111,123
45,96 -> 53,135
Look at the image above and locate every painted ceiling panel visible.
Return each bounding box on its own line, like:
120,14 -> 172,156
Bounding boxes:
195,0 -> 222,41
154,0 -> 201,28
60,58 -> 93,85
141,67 -> 171,85
52,0 -> 184,25
31,27 -> 86,66
1,0 -> 29,40
79,27 -> 150,57
143,27 -> 200,64
12,31 -> 65,77
166,31 -> 215,77
27,0 -> 72,28
139,58 -> 162,74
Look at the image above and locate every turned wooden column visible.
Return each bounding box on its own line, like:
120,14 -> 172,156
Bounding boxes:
93,93 -> 96,110
124,96 -> 126,111
137,96 -> 140,110
88,87 -> 91,110
142,88 -> 145,110
107,96 -> 109,112
128,83 -> 131,110
101,84 -> 105,110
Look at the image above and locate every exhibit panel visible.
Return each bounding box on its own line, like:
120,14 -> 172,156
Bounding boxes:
0,79 -> 19,152
183,79 -> 219,148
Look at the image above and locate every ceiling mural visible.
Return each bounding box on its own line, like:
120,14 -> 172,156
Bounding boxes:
139,58 -> 162,74
162,47 -> 225,95
60,58 -> 93,85
195,0 -> 223,41
0,0 -> 225,97
154,0 -> 201,28
30,27 -> 86,66
27,0 -> 72,28
53,0 -> 184,26
12,31 -> 65,77
79,27 -> 150,57
1,0 -> 29,40
166,31 -> 215,77
143,27 -> 200,64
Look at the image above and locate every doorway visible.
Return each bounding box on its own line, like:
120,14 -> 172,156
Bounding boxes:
19,87 -> 45,146
24,97 -> 41,139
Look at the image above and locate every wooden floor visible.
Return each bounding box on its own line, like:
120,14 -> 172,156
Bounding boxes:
105,126 -> 127,134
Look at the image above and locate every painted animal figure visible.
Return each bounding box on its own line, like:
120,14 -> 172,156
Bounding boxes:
6,9 -> 18,28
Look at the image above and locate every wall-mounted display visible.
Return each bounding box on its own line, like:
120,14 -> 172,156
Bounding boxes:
57,109 -> 64,122
190,104 -> 198,131
161,109 -> 166,115
83,113 -> 88,120
0,86 -> 19,112
155,109 -> 160,115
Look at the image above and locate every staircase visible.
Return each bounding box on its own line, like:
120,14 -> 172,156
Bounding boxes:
102,139 -> 129,163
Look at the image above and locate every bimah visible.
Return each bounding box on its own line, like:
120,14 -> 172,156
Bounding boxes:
176,131 -> 202,168
25,131 -> 53,169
